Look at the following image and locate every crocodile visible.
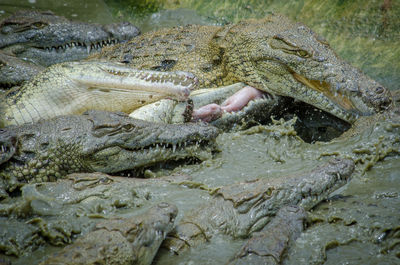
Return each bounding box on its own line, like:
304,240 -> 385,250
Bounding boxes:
163,158 -> 355,254
0,14 -> 392,128
0,110 -> 218,195
92,13 -> 392,123
0,10 -> 140,87
40,202 -> 178,265
0,61 -> 197,127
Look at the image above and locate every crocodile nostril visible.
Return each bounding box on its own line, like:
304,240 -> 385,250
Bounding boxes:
375,86 -> 384,94
121,54 -> 133,64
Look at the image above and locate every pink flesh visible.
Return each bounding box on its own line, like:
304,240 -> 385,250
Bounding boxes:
220,86 -> 265,112
192,86 -> 265,122
192,103 -> 222,122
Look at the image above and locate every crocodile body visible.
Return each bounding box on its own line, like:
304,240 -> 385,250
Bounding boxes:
0,110 -> 218,194
0,10 -> 140,87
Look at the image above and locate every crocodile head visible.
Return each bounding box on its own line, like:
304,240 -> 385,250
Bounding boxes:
0,110 -> 218,192
82,111 -> 218,174
0,10 -> 140,66
224,14 -> 392,123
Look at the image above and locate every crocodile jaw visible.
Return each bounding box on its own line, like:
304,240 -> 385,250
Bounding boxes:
290,72 -> 367,123
76,61 -> 197,104
0,10 -> 140,66
80,111 -> 218,174
89,140 -> 216,174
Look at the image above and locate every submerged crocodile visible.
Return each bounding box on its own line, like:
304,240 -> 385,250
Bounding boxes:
164,158 -> 354,253
0,14 -> 392,127
0,110 -> 218,195
0,158 -> 354,264
0,10 -> 140,87
41,202 -> 178,265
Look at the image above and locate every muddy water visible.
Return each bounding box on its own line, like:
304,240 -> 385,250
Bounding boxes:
1,1 -> 399,264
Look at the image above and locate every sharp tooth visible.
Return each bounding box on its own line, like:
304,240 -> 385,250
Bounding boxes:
87,45 -> 91,53
173,144 -> 176,153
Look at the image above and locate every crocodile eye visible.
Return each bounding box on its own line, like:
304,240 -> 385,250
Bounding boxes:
270,36 -> 311,58
122,124 -> 134,131
296,50 -> 311,58
33,22 -> 47,28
